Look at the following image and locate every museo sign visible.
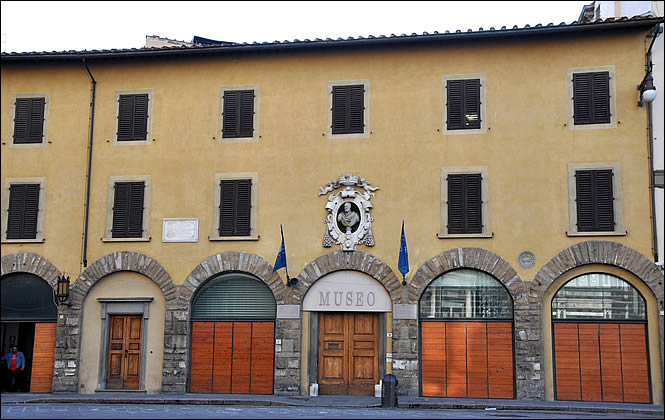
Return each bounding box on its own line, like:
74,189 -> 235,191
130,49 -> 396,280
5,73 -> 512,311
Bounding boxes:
302,270 -> 391,312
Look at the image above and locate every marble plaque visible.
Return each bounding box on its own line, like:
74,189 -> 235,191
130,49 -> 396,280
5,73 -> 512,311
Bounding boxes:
162,218 -> 199,242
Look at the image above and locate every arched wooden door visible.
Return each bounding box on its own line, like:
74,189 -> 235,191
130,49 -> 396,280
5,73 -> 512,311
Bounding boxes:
419,269 -> 515,398
189,273 -> 276,394
552,273 -> 650,403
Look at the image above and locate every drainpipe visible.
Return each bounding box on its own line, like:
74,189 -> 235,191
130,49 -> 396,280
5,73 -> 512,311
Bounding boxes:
644,24 -> 661,262
81,57 -> 96,268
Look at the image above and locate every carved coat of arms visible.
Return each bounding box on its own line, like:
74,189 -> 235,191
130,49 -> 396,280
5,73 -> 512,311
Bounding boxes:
318,174 -> 379,251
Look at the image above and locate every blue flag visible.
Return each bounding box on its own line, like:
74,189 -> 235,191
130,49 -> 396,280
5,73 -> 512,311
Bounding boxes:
398,221 -> 409,285
273,225 -> 291,286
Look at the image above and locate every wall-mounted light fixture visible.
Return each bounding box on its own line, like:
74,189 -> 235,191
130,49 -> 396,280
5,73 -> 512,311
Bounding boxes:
638,68 -> 657,107
56,275 -> 71,306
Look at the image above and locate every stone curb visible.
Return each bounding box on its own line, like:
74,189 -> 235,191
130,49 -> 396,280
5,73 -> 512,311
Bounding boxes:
1,398 -> 663,415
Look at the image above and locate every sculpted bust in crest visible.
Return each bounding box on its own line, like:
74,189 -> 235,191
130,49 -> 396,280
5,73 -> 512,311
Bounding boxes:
337,202 -> 360,233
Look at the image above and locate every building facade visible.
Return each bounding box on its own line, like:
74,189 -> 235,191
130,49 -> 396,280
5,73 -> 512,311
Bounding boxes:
1,16 -> 664,403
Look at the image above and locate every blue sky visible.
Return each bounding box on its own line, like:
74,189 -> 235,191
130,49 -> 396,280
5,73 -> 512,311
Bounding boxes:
1,1 -> 590,53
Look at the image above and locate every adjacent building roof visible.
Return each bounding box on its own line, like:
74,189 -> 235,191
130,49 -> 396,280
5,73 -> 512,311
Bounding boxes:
2,15 -> 663,62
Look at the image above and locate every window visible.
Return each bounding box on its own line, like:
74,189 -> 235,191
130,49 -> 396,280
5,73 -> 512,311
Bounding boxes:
442,74 -> 486,135
328,80 -> 369,138
567,163 -> 624,236
9,94 -> 48,147
113,89 -> 152,145
568,66 -> 616,130
1,177 -> 46,242
219,85 -> 258,142
439,167 -> 491,238
103,175 -> 151,241
211,173 -> 258,240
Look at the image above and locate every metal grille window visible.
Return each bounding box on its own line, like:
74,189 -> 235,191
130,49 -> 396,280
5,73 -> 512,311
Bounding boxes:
573,72 -> 610,125
575,169 -> 614,232
13,97 -> 45,144
222,90 -> 255,138
552,273 -> 645,321
446,79 -> 481,130
419,269 -> 513,320
447,173 -> 482,234
219,179 -> 252,236
111,181 -> 145,238
191,273 -> 276,320
117,94 -> 149,141
331,84 -> 365,134
6,183 -> 40,239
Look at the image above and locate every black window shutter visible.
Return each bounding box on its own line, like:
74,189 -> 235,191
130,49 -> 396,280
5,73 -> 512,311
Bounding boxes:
219,179 -> 252,236
13,98 -> 45,144
223,90 -> 254,138
332,85 -> 364,134
447,79 -> 480,130
6,184 -> 40,239
573,72 -> 610,125
112,182 -> 144,238
117,94 -> 148,141
576,169 -> 614,232
448,174 -> 482,234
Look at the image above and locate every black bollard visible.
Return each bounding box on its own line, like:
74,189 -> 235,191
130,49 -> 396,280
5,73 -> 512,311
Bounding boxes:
381,374 -> 398,408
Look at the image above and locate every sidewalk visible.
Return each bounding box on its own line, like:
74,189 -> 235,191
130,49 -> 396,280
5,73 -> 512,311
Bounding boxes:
1,392 -> 663,415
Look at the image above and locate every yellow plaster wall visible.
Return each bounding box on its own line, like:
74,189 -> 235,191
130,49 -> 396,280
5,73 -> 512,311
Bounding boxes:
1,30 -> 655,286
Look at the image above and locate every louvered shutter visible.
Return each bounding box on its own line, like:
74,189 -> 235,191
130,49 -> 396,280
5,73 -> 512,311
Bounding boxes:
222,90 -> 254,138
219,179 -> 252,236
447,80 -> 464,130
13,98 -> 45,144
576,169 -> 614,232
332,85 -> 364,134
112,182 -> 144,238
117,94 -> 148,141
6,184 -> 40,239
447,79 -> 480,130
573,72 -> 610,125
448,174 -> 482,234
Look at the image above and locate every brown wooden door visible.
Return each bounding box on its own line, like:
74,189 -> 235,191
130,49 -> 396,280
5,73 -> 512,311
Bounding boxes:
107,315 -> 142,390
318,312 -> 379,395
30,323 -> 56,392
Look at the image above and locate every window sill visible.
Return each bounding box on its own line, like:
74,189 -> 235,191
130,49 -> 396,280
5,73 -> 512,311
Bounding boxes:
209,234 -> 260,241
101,237 -> 151,242
437,232 -> 493,239
566,231 -> 627,237
1,238 -> 45,244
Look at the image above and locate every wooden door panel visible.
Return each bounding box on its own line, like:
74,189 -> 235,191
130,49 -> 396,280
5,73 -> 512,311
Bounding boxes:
578,323 -> 602,402
212,322 -> 233,393
319,312 -> 348,392
599,324 -> 623,402
620,324 -> 650,403
421,322 -> 446,397
554,323 -> 581,401
30,323 -> 56,392
231,322 -> 252,393
445,323 -> 467,398
124,315 -> 142,389
190,322 -> 214,392
466,322 -> 488,398
250,322 -> 274,394
107,316 -> 126,389
487,322 -> 513,399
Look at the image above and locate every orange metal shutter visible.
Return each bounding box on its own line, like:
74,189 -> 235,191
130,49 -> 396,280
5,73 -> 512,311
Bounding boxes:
30,323 -> 56,392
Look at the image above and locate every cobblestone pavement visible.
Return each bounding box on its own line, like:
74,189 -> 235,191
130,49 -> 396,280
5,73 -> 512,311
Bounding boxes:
2,404 -> 664,419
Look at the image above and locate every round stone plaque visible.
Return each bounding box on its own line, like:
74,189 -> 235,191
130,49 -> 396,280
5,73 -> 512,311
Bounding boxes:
517,251 -> 536,269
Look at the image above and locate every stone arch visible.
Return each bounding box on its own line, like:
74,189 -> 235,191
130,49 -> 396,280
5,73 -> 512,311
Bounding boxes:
71,251 -> 178,306
181,251 -> 287,304
409,247 -> 524,304
533,241 -> 664,307
1,251 -> 62,288
293,250 -> 402,304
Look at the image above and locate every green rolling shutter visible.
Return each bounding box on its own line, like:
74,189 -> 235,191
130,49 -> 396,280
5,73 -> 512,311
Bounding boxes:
191,273 -> 276,320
